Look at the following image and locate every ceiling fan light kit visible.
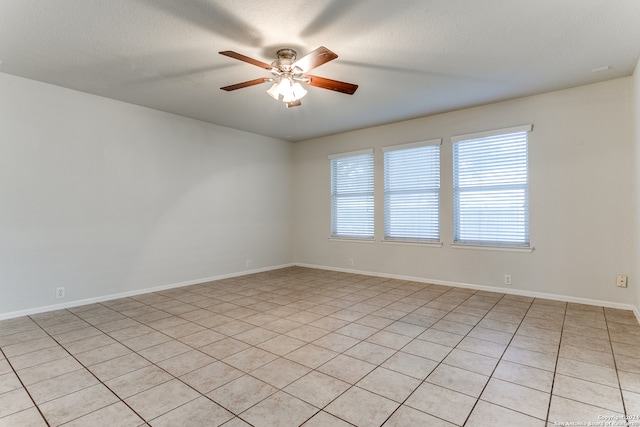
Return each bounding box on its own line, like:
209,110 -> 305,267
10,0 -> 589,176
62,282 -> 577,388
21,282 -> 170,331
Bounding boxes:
219,46 -> 358,108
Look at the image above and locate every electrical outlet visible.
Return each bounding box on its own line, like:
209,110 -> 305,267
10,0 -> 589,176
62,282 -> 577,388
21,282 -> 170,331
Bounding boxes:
55,287 -> 65,299
349,259 -> 354,266
245,259 -> 251,268
616,274 -> 628,288
504,274 -> 512,285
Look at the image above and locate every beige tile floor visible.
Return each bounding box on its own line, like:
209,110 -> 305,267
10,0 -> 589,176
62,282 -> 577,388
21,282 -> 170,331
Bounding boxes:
1,267 -> 640,426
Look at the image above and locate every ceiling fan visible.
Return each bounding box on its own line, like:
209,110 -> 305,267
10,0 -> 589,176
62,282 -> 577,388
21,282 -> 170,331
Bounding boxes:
219,46 -> 358,108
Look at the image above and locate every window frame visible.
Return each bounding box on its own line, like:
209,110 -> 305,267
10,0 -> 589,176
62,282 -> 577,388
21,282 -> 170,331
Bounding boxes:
451,124 -> 532,249
328,148 -> 375,241
382,139 -> 442,244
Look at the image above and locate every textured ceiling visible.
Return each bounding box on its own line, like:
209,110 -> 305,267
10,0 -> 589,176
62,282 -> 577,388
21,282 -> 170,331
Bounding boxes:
1,0 -> 639,141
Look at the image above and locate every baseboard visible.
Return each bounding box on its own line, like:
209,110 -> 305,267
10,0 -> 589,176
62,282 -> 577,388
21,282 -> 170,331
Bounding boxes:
0,263 -> 295,321
295,263 -> 640,314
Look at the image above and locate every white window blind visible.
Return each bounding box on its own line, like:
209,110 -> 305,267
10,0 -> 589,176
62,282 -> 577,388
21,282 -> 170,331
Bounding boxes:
329,149 -> 374,239
452,125 -> 531,246
383,140 -> 441,242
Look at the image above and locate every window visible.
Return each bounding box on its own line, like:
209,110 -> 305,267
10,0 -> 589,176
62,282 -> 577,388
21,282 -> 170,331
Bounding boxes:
383,139 -> 441,242
452,125 -> 532,247
329,149 -> 374,239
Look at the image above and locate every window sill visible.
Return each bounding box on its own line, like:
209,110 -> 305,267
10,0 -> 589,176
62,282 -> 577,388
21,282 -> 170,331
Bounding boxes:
382,240 -> 443,248
451,244 -> 534,253
329,237 -> 376,244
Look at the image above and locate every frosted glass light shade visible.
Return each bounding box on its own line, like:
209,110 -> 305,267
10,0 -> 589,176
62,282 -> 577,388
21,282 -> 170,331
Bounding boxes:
266,77 -> 307,103
266,82 -> 280,100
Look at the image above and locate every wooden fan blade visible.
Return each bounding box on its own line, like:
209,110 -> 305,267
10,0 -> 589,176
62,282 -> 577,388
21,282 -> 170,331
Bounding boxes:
220,77 -> 270,91
286,100 -> 302,108
306,75 -> 358,95
292,46 -> 337,73
219,51 -> 273,70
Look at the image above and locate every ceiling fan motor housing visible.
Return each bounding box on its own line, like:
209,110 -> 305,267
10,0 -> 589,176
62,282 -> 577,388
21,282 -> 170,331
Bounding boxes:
273,48 -> 298,73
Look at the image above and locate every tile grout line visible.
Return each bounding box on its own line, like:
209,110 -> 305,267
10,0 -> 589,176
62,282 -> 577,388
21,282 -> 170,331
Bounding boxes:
83,287 -> 317,424
99,274 -> 385,425
370,285 -> 506,426
90,296 -> 260,425
0,345 -> 51,427
246,278 -> 462,425
253,278 -> 423,426
248,273 -> 420,426
51,292 -> 280,425
549,307 -> 633,419
460,294 -> 541,426
543,300 -> 568,425
25,310 -> 152,426
318,285 -> 559,425
382,288 -> 482,426
301,280 -> 468,425
604,308 -> 628,418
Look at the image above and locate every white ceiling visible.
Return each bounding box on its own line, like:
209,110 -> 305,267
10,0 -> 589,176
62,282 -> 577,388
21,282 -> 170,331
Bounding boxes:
1,0 -> 639,141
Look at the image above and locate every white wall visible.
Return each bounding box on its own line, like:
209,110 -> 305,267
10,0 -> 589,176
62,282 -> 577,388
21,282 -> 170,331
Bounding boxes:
294,77 -> 635,308
0,73 -> 293,318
